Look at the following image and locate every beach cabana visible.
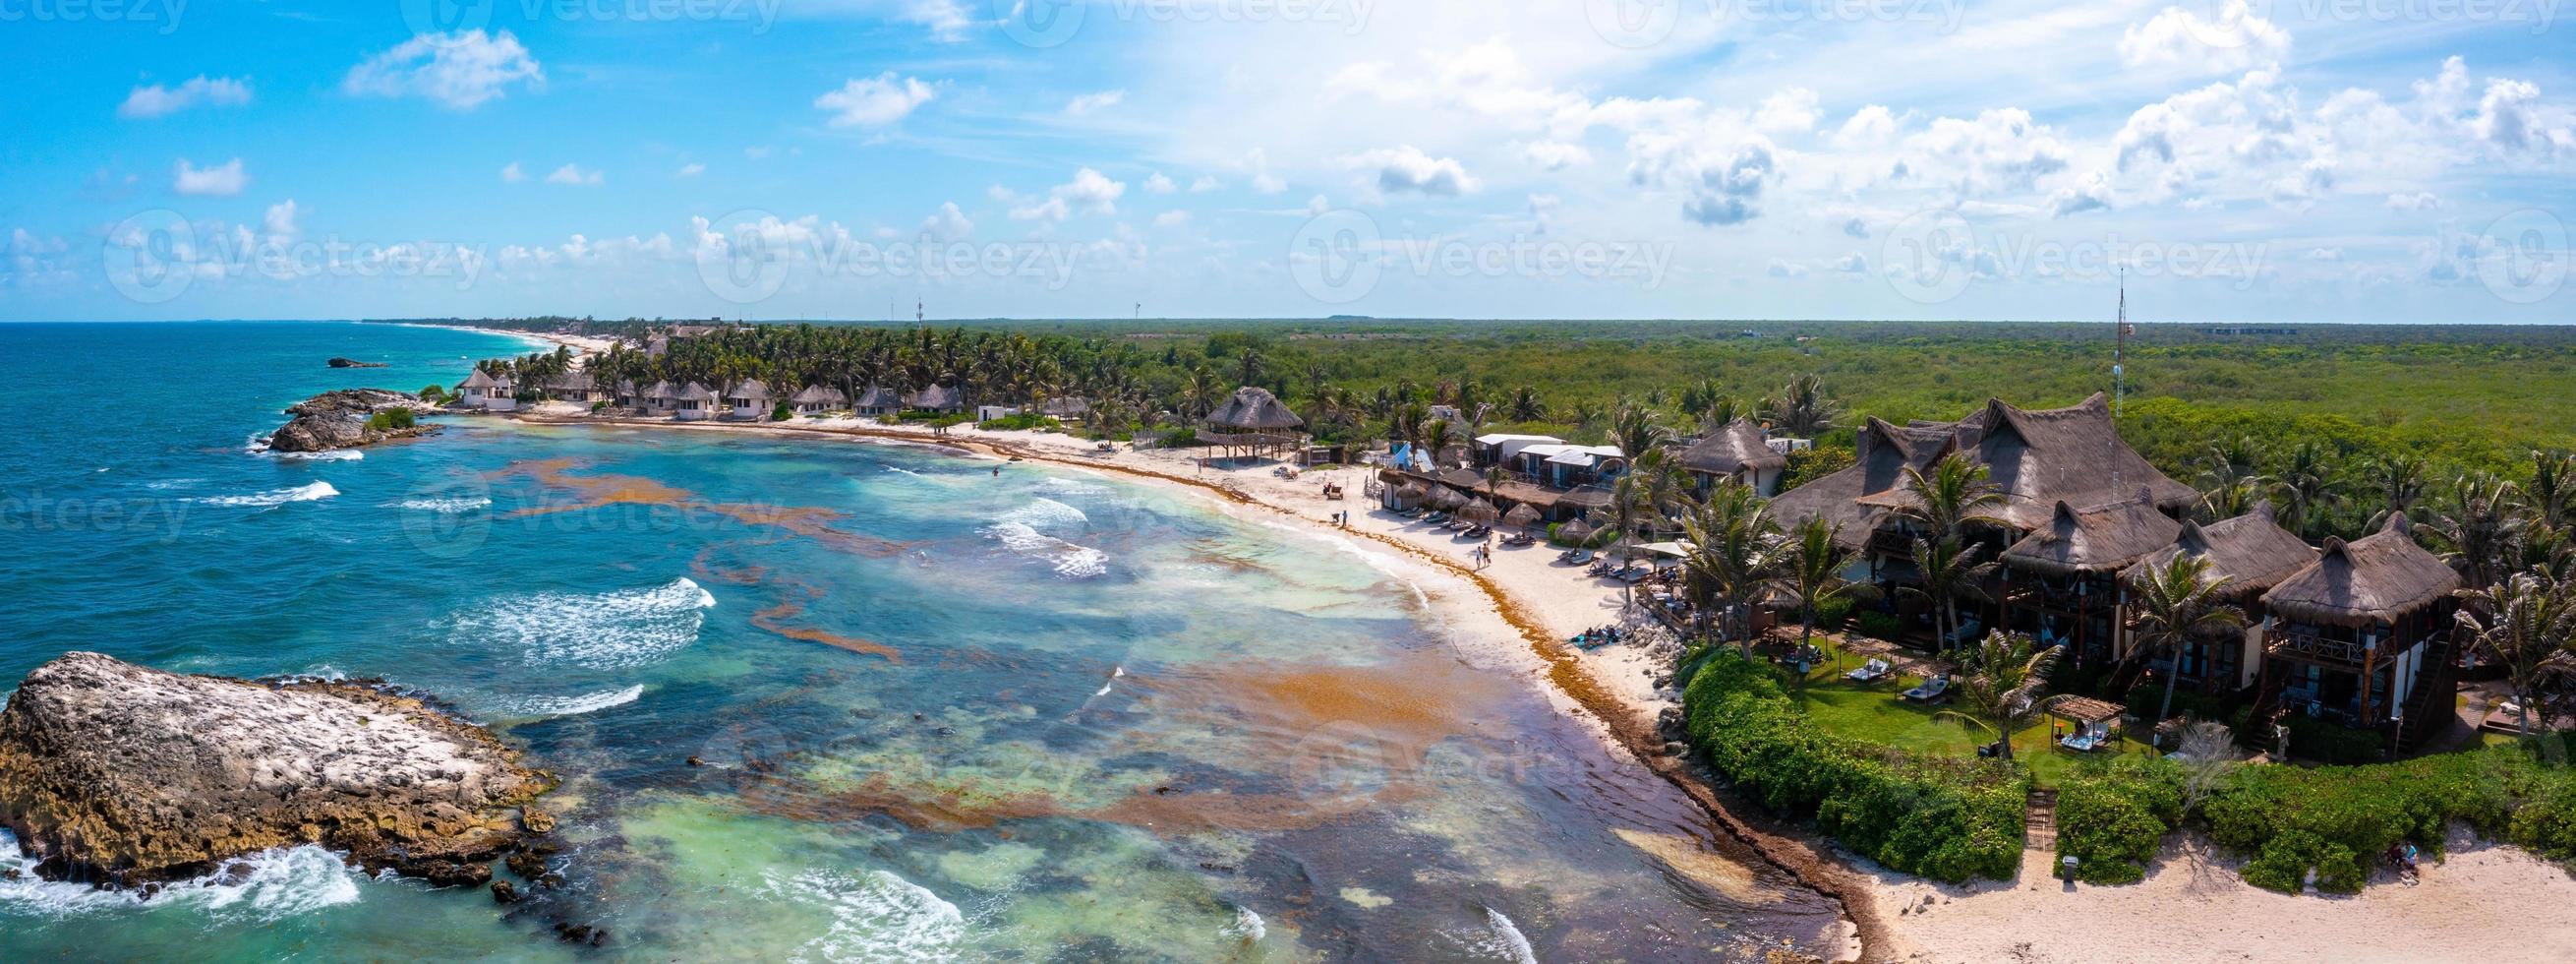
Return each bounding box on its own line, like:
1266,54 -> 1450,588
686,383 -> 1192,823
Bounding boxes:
1198,387 -> 1306,463
1428,486 -> 1468,511
2048,695 -> 2125,752
1384,482 -> 1429,512
672,382 -> 717,421
2121,501 -> 2318,692
1676,418 -> 1787,495
546,371 -> 604,404
2254,514 -> 2462,753
1460,498 -> 1499,522
1554,517 -> 1596,547
790,385 -> 846,415
1503,503 -> 1544,529
724,380 -> 774,419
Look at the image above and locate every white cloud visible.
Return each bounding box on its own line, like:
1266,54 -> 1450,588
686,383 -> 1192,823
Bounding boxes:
2386,191 -> 2439,211
2119,2 -> 2290,74
900,0 -> 976,41
1523,140 -> 1592,171
172,157 -> 247,197
1832,253 -> 1869,273
1142,172 -> 1177,195
546,163 -> 603,186
343,30 -> 544,111
920,202 -> 973,241
1753,88 -> 1821,135
1065,90 -> 1126,116
1153,210 -> 1191,227
1349,146 -> 1478,196
119,76 -> 252,119
263,199 -> 301,238
676,162 -> 706,177
1012,167 -> 1127,220
1766,258 -> 1809,278
1190,174 -> 1223,193
2047,171 -> 2114,217
500,161 -> 526,183
1903,108 -> 2070,196
1833,105 -> 1898,149
816,73 -> 936,127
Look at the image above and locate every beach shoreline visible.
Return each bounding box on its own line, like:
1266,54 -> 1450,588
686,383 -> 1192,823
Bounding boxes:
378,322 -> 619,360
484,407 -> 2576,964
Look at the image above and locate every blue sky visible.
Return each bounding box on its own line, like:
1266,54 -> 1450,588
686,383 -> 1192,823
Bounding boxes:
1,0 -> 2570,322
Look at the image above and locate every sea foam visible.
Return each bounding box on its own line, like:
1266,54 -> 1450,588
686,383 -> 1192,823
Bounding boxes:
768,869 -> 966,963
192,481 -> 341,508
455,577 -> 715,669
0,833 -> 361,924
983,521 -> 1109,578
390,496 -> 492,513
509,684 -> 645,718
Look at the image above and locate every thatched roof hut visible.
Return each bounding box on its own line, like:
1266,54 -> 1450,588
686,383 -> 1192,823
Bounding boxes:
2000,493 -> 2184,576
1503,503 -> 1543,528
2047,694 -> 2125,725
1555,518 -> 1595,545
2122,502 -> 2316,600
1203,387 -> 1305,431
1853,393 -> 2194,531
2259,514 -> 2460,628
1428,486 -> 1468,511
1676,418 -> 1786,477
1460,498 -> 1499,522
1388,482 -> 1429,511
790,385 -> 847,407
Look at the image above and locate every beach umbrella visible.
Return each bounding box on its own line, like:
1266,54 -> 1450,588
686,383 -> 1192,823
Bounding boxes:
1430,486 -> 1467,510
1460,498 -> 1499,522
1555,518 -> 1595,545
1503,503 -> 1543,528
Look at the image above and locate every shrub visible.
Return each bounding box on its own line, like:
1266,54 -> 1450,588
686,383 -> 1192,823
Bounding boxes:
2280,714 -> 2387,764
1854,611 -> 1902,641
772,402 -> 792,421
2200,736 -> 2561,893
2053,757 -> 2182,884
1682,654 -> 2026,882
981,413 -> 1063,432
365,408 -> 417,432
1813,596 -> 1855,633
418,385 -> 448,402
2123,682 -> 2230,726
1157,427 -> 1201,450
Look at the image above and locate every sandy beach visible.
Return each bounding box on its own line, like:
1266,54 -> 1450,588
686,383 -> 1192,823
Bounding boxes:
387,322 -> 620,360
492,410 -> 2576,963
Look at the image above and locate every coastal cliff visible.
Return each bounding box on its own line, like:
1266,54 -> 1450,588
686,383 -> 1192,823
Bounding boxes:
0,652 -> 553,887
264,388 -> 438,452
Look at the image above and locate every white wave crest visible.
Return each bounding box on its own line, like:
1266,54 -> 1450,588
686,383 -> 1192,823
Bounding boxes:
982,521 -> 1109,578
510,684 -> 644,718
1038,477 -> 1107,496
1483,907 -> 1538,964
191,481 -> 341,508
998,497 -> 1088,531
144,478 -> 204,490
456,577 -> 715,669
767,869 -> 966,964
276,450 -> 363,462
0,834 -> 361,924
391,496 -> 491,513
1221,906 -> 1266,942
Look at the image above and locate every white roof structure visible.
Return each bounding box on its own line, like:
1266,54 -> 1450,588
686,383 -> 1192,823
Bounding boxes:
1524,444 -> 1623,467
1475,433 -> 1564,464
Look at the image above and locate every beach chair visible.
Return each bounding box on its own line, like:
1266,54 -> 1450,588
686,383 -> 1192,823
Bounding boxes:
1844,658 -> 1893,683
1902,676 -> 1950,703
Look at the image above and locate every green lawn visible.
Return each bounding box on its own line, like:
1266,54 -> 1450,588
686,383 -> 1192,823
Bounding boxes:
1779,640 -> 2162,788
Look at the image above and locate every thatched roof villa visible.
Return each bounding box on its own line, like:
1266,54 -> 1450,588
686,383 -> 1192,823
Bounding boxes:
1198,387 -> 1305,462
1676,418 -> 1788,496
790,385 -> 846,414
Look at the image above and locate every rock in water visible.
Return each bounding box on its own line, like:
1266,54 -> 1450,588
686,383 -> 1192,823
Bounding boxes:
264,389 -> 438,453
0,652 -> 552,886
325,357 -> 389,368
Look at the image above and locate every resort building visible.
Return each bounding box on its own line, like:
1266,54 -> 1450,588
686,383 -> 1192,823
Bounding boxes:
975,404 -> 1021,422
2120,503 -> 2318,693
1510,444 -> 1626,490
1471,433 -> 1563,468
2253,514 -> 2462,753
457,370 -> 516,411
545,372 -> 606,404
1198,387 -> 1306,462
642,381 -> 679,415
853,386 -> 903,417
723,380 -> 773,419
672,382 -> 717,421
790,385 -> 846,415
1040,396 -> 1090,418
907,385 -> 964,414
1993,493 -> 2182,662
1675,418 -> 1787,496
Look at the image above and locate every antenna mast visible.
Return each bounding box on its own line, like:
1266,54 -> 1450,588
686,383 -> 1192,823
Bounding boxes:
2112,270 -> 2130,418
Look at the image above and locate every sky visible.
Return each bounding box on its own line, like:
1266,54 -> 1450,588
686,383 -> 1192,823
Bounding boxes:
0,0 -> 2570,323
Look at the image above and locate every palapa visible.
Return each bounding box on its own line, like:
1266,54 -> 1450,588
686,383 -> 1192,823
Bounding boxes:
2259,514 -> 2460,628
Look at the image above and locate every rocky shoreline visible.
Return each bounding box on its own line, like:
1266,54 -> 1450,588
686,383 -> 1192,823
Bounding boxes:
263,388 -> 439,453
0,652 -> 555,891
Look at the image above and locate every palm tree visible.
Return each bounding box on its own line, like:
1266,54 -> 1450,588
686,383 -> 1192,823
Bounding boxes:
2272,441 -> 2348,539
1898,452 -> 2006,545
2428,472 -> 2528,590
1773,516 -> 1868,654
2453,570 -> 2576,737
1680,484 -> 1781,655
1905,536 -> 1993,656
1758,374 -> 1842,437
1697,394 -> 1748,435
1610,402 -> 1669,459
2125,555 -> 2248,730
1183,366 -> 1226,419
2532,450 -> 2576,528
1506,386 -> 1547,423
1235,345 -> 1265,390
2198,476 -> 2263,522
1424,418 -> 1455,469
2367,452 -> 2430,527
1936,631 -> 2060,761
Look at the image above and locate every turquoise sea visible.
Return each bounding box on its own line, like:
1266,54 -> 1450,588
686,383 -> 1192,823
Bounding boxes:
0,322 -> 1841,961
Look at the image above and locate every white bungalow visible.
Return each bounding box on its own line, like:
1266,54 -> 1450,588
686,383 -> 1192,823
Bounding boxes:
672,382 -> 717,421
1472,433 -> 1562,468
853,386 -> 903,417
458,369 -> 517,411
790,385 -> 846,415
907,385 -> 963,413
723,380 -> 774,419
976,404 -> 1022,422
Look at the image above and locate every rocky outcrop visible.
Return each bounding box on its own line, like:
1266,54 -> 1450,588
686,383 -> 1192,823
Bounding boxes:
0,652 -> 553,887
325,357 -> 388,368
263,389 -> 439,453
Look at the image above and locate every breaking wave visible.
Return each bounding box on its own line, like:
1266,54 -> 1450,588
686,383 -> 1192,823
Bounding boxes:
508,684 -> 645,718
983,521 -> 1109,578
454,577 -> 715,669
191,481 -> 341,508
391,496 -> 491,513
766,869 -> 965,963
998,497 -> 1088,531
0,834 -> 361,924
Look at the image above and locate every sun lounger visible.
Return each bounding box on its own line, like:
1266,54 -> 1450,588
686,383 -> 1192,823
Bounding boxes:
1844,658 -> 1893,683
2059,733 -> 2101,753
1902,676 -> 1951,702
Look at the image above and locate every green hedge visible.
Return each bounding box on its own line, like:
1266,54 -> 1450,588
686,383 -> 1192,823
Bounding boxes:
2053,758 -> 2183,884
1682,654 -> 2027,882
2123,682 -> 2230,727
2280,713 -> 2388,764
1853,611 -> 1902,641
2199,736 -> 2571,893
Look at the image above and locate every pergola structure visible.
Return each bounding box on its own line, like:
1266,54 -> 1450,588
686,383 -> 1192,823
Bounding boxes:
1197,387 -> 1306,464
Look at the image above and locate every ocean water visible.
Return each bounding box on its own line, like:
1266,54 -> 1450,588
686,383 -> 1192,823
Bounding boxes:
0,322 -> 1842,960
